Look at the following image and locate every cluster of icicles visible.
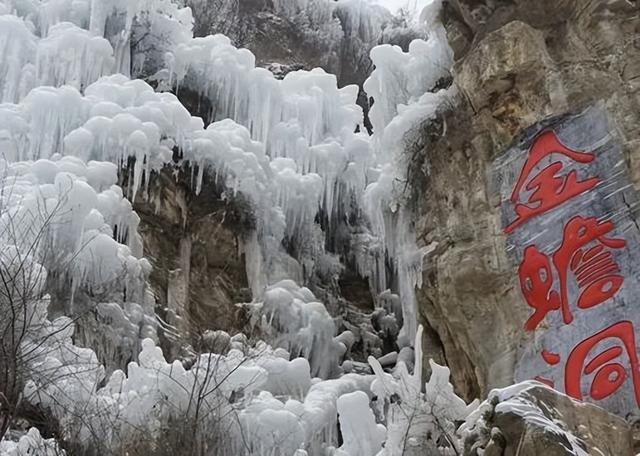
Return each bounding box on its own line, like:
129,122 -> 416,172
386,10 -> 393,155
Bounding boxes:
0,0 -> 476,455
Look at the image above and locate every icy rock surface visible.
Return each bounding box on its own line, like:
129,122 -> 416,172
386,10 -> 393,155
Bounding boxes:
457,382 -> 625,456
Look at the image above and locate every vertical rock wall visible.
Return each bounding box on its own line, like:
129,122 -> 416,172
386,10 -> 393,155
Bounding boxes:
414,0 -> 640,406
132,168 -> 253,356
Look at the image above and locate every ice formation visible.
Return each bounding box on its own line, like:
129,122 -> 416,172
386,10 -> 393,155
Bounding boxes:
0,157 -> 147,288
248,280 -> 348,378
0,0 -> 452,338
0,156 -> 155,372
368,327 -> 478,455
360,0 -> 453,343
162,0 -> 454,343
0,428 -> 65,456
19,291 -> 375,455
0,14 -> 37,103
336,391 -> 386,456
0,0 -> 471,454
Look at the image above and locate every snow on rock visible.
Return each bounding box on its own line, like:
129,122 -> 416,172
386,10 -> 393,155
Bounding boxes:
459,382 -> 595,456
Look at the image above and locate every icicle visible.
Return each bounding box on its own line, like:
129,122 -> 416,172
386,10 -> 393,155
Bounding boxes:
36,23 -> 115,90
0,15 -> 36,103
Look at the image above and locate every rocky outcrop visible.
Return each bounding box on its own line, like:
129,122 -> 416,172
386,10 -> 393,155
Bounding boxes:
131,167 -> 253,356
413,0 -> 640,402
461,382 -> 637,456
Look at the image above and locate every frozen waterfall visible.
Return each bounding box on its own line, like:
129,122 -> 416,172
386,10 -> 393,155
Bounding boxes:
0,0 -> 473,455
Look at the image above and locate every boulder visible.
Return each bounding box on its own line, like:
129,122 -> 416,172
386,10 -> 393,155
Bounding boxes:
461,382 -> 636,456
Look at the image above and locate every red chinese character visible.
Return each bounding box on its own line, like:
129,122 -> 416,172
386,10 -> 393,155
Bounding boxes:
565,321 -> 640,406
535,350 -> 561,387
519,216 -> 625,330
506,130 -> 600,233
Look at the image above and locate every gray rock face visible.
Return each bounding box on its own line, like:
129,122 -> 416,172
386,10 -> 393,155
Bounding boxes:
461,382 -> 636,456
413,0 -> 640,406
491,105 -> 640,417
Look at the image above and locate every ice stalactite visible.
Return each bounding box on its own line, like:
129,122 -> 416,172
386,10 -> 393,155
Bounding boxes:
0,157 -> 148,289
0,0 -> 453,343
247,280 -> 349,378
0,156 -> 155,369
362,0 -> 454,343
35,22 -> 115,89
163,33 -> 354,334
0,14 -> 36,103
166,36 -> 365,157
0,0 -> 192,86
0,7 -> 115,98
0,71 -> 329,294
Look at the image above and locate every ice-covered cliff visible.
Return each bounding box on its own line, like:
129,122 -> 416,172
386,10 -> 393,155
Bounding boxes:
0,0 -> 473,455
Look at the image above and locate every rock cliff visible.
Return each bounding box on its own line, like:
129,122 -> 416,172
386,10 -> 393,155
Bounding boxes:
413,0 -> 640,406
